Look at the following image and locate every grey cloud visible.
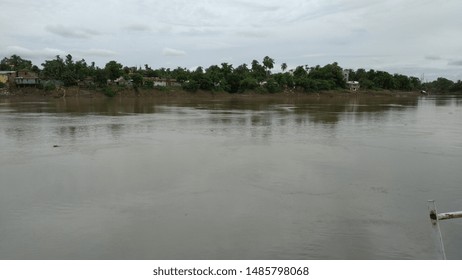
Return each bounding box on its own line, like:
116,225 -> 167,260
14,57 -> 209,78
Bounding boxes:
162,47 -> 186,57
235,29 -> 269,38
2,0 -> 462,81
124,24 -> 152,32
3,46 -> 116,61
448,60 -> 462,66
46,25 -> 100,39
5,46 -> 66,59
74,49 -> 117,57
425,55 -> 442,60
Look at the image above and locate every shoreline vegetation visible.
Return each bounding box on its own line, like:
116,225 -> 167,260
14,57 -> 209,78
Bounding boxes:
1,86 -> 424,101
1,54 -> 461,100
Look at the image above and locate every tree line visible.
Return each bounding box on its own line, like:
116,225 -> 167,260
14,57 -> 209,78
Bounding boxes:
2,54 -> 458,94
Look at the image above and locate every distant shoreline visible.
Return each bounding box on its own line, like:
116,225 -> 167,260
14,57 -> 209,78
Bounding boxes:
0,86 -> 424,101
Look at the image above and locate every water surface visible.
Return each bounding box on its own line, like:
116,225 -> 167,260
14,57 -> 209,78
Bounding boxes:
1,95 -> 461,259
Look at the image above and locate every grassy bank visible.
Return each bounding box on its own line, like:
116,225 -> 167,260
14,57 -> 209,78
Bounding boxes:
1,86 -> 423,101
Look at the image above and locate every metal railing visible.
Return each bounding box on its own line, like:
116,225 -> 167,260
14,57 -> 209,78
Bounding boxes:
428,200 -> 462,260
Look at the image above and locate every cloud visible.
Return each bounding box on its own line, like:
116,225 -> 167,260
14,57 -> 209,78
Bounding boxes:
3,46 -> 117,62
194,41 -> 238,51
162,47 -> 186,57
235,29 -> 269,38
448,60 -> 462,66
46,25 -> 100,39
74,49 -> 117,57
425,55 -> 443,60
2,0 -> 462,81
124,24 -> 152,32
5,46 -> 66,59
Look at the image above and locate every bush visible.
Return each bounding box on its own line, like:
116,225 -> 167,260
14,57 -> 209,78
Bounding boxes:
239,77 -> 258,92
198,78 -> 214,91
182,80 -> 199,92
264,78 -> 281,93
144,80 -> 154,89
154,85 -> 167,91
103,87 -> 116,97
43,82 -> 56,91
0,82 -> 5,88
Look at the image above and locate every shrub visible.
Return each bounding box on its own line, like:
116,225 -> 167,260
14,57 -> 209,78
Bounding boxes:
103,87 -> 116,97
144,80 -> 154,89
239,77 -> 258,92
182,80 -> 199,92
264,78 -> 281,93
43,82 -> 56,91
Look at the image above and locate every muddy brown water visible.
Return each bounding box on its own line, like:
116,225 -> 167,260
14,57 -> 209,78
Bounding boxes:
1,95 -> 461,259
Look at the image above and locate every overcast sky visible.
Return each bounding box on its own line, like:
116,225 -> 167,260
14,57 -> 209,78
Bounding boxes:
1,0 -> 462,81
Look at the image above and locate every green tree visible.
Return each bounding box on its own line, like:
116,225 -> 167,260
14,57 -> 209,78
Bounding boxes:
171,67 -> 190,82
220,63 -> 234,78
281,63 -> 288,72
105,60 -> 123,81
359,79 -> 375,90
94,68 -> 108,87
308,62 -> 345,89
264,78 -> 280,93
191,66 -> 214,90
234,63 -> 249,77
61,54 -> 78,86
409,77 -> 422,90
130,73 -> 144,87
394,74 -> 412,91
292,66 -> 308,89
262,56 -> 275,73
373,71 -> 396,90
427,77 -> 454,92
205,65 -> 223,89
450,80 -> 462,92
239,77 -> 258,92
250,60 -> 266,82
41,55 -> 65,80
224,73 -> 240,93
0,55 -> 33,71
182,80 -> 199,92
74,59 -> 89,80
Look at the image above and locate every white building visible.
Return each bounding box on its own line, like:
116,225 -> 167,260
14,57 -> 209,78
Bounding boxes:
343,69 -> 360,91
347,81 -> 360,91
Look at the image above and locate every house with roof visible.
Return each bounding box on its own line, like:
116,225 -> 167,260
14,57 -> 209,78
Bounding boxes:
143,77 -> 181,87
15,70 -> 40,87
347,81 -> 360,91
0,71 -> 17,86
343,69 -> 360,91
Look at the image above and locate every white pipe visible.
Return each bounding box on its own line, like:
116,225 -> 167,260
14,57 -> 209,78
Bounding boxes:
428,201 -> 462,259
437,211 -> 462,221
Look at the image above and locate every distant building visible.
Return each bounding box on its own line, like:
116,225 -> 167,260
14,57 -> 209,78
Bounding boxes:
77,77 -> 95,88
0,71 -> 17,85
15,70 -> 40,86
347,81 -> 360,91
110,76 -> 132,86
342,69 -> 350,82
343,69 -> 360,91
152,77 -> 167,87
143,77 -> 181,87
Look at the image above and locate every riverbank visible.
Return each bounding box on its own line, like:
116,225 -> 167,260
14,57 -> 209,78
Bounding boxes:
0,86 -> 422,101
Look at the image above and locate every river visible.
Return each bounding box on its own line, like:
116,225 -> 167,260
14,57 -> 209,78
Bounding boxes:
1,94 -> 461,259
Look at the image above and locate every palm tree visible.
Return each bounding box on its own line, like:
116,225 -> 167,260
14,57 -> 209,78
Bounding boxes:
262,56 -> 275,73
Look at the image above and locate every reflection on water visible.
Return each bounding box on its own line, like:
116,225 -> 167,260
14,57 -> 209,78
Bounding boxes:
0,95 -> 461,260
